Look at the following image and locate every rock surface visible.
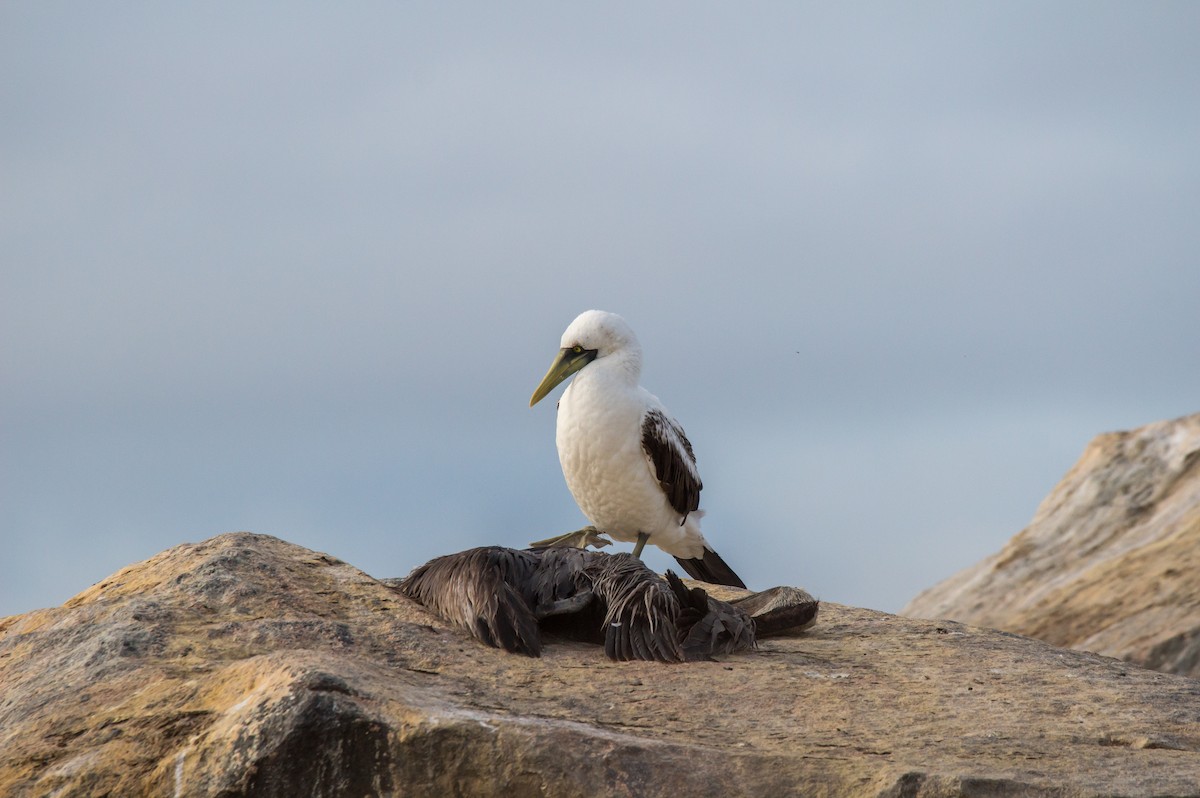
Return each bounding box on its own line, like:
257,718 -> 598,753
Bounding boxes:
905,413 -> 1200,679
1,533 -> 1198,797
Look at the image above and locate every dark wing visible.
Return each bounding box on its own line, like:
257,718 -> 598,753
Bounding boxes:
641,407 -> 702,520
397,547 -> 543,657
586,553 -> 684,663
527,547 -> 597,620
642,407 -> 746,588
665,571 -> 756,661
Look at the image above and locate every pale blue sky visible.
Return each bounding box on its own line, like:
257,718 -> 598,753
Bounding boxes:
4,3 -> 1198,616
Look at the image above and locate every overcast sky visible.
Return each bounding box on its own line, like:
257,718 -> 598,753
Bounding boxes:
3,3 -> 1198,617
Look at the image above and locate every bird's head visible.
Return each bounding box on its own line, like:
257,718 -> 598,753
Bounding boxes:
529,310 -> 641,407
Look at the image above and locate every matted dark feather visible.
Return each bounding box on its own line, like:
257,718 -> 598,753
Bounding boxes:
527,546 -> 592,611
397,547 -> 542,657
397,546 -> 771,662
665,571 -> 755,661
586,553 -> 684,663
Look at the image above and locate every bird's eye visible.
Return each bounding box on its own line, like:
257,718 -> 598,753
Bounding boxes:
572,345 -> 583,354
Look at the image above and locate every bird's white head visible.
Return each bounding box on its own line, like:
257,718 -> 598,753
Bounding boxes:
530,310 -> 643,407
559,310 -> 640,359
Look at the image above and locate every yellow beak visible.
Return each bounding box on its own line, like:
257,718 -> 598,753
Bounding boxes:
529,348 -> 597,407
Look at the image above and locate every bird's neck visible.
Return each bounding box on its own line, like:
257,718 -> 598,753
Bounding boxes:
605,347 -> 642,386
577,347 -> 642,394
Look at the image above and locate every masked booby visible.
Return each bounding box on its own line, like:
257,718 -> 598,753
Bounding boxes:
529,310 -> 746,588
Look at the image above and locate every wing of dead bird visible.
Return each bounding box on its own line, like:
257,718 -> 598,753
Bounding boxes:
527,546 -> 596,618
398,547 -> 542,657
666,571 -> 756,661
586,553 -> 684,663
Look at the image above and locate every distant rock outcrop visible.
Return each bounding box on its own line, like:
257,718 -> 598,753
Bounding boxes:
3,533 -> 1200,797
905,412 -> 1200,679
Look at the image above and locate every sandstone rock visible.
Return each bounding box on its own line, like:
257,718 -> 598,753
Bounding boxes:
0,533 -> 1198,797
904,413 -> 1200,679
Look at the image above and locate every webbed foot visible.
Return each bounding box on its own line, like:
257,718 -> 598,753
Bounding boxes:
529,526 -> 613,550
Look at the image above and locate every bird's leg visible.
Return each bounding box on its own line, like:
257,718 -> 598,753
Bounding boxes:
631,532 -> 650,559
529,526 -> 612,550
533,590 -> 596,620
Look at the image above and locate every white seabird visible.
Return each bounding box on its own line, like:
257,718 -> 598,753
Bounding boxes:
529,310 -> 746,588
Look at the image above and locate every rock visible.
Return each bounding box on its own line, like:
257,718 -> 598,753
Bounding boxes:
1,533 -> 1199,797
904,412 -> 1200,679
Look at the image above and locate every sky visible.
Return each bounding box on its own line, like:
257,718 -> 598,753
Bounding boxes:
3,3 -> 1198,617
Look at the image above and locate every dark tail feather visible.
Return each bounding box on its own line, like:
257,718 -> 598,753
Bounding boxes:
673,547 -> 746,589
